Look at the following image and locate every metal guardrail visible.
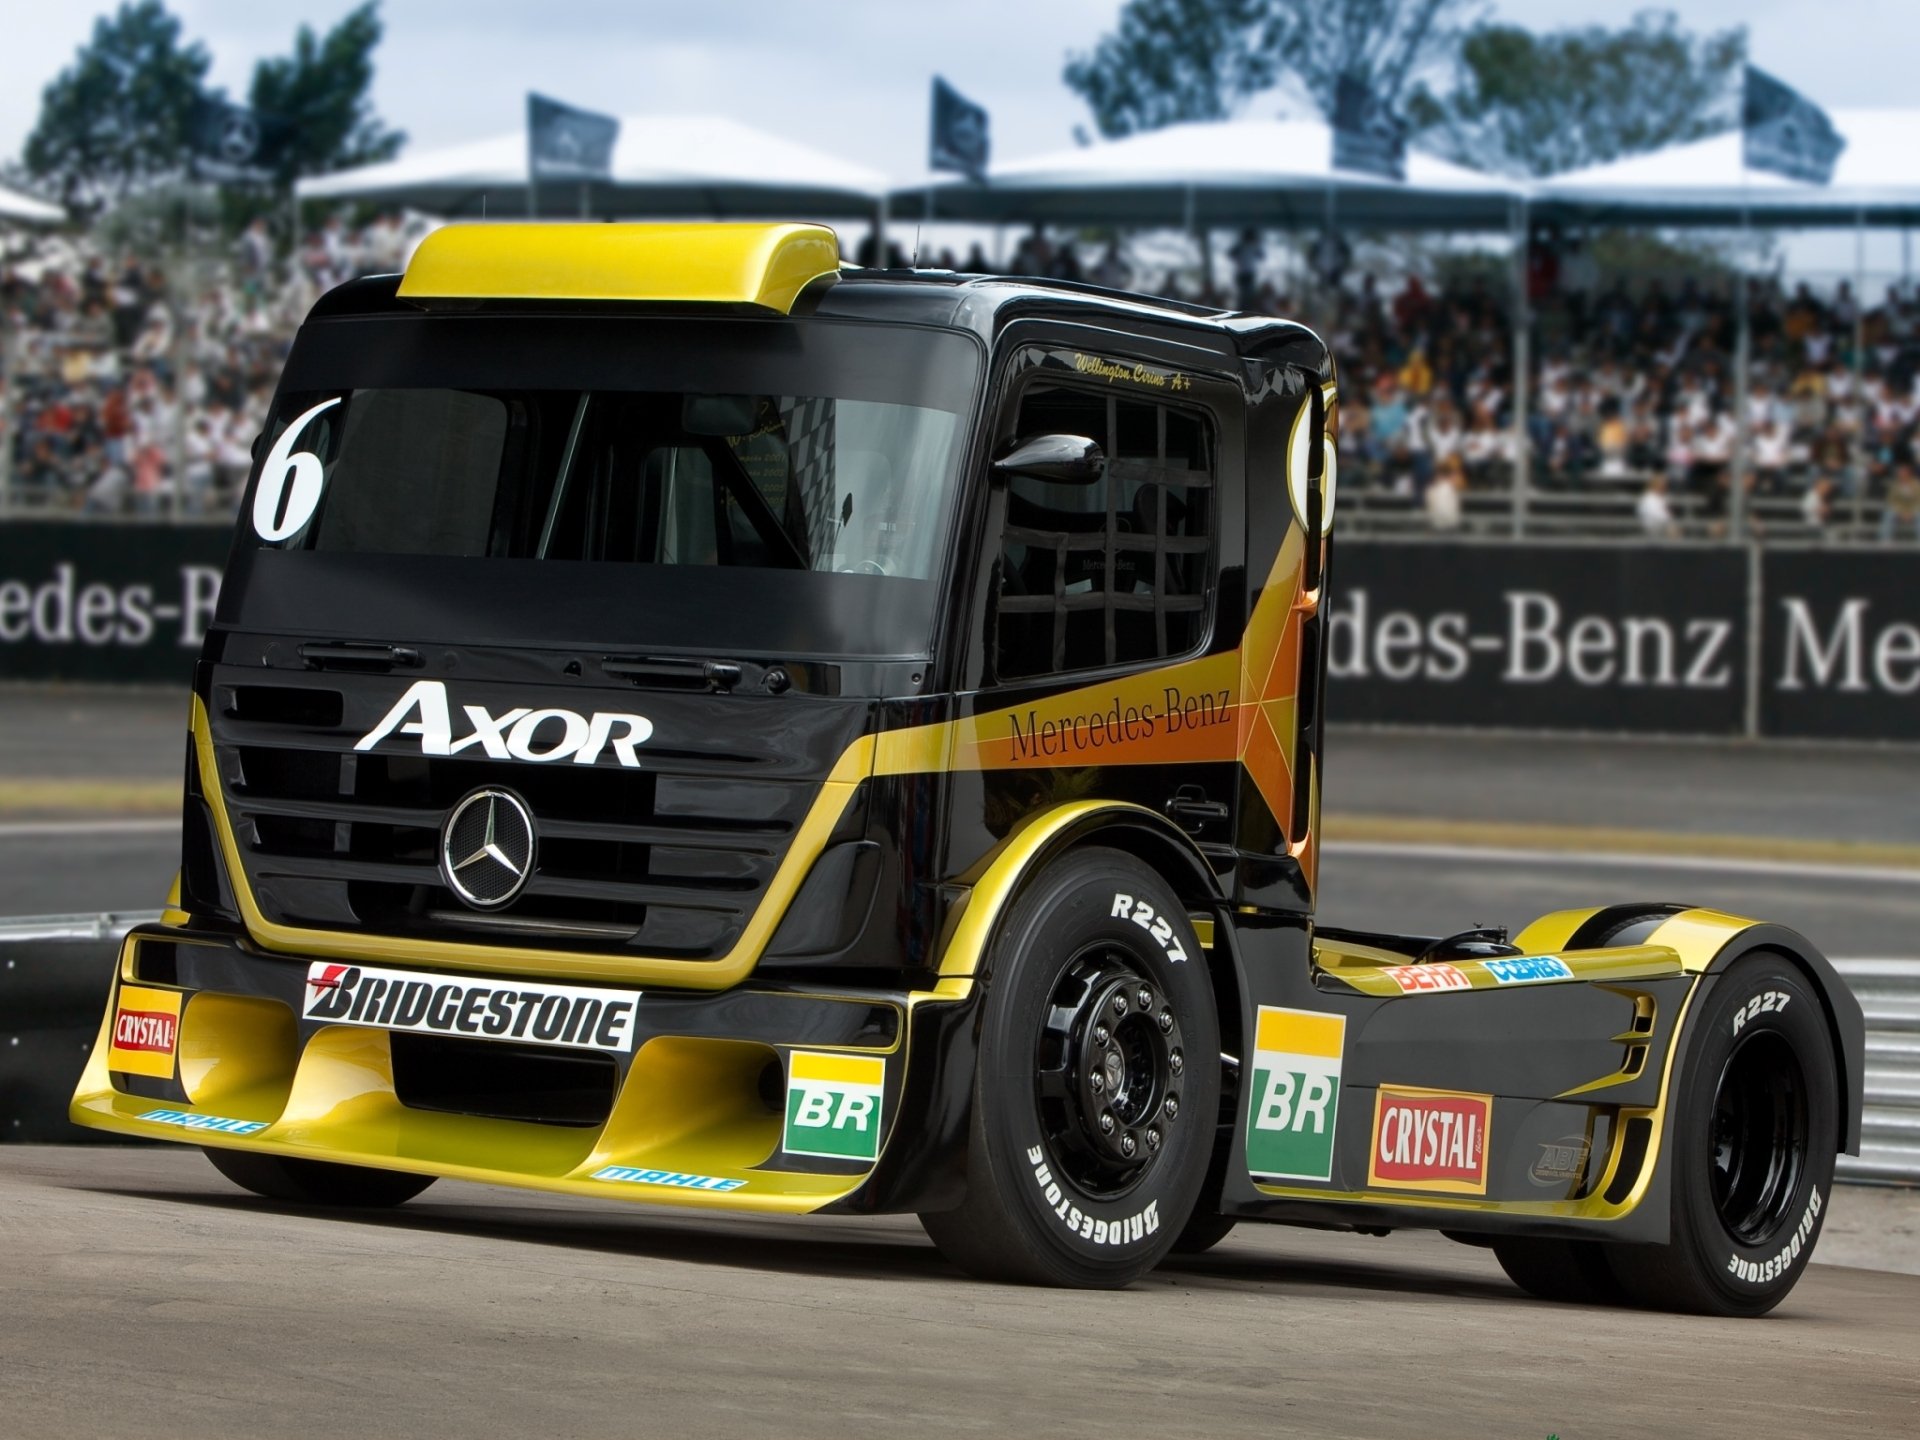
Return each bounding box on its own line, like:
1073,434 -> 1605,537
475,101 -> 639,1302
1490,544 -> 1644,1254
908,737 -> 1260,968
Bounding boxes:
1837,959 -> 1920,1186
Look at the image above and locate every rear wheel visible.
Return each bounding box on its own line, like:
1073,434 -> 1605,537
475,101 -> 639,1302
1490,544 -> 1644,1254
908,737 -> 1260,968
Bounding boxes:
203,1148 -> 437,1208
1608,955 -> 1837,1316
919,848 -> 1220,1287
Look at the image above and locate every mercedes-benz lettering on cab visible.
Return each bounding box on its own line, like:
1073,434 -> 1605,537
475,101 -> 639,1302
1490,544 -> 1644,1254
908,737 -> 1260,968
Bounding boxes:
75,224 -> 1862,1312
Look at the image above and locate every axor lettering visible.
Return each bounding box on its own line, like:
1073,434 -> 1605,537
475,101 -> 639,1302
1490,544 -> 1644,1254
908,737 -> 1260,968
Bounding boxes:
356,680 -> 653,767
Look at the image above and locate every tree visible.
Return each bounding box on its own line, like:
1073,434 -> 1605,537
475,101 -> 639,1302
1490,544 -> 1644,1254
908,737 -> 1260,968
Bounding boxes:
1407,11 -> 1746,177
1064,0 -> 1473,139
22,0 -> 211,210
250,2 -> 405,188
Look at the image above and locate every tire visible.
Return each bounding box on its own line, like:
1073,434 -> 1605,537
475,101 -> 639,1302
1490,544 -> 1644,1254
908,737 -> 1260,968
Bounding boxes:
919,847 -> 1221,1287
1169,1210 -> 1237,1256
1492,1238 -> 1625,1305
1608,954 -> 1838,1316
203,1147 -> 437,1208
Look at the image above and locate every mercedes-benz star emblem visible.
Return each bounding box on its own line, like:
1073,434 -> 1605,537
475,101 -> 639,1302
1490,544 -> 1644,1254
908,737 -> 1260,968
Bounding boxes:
439,787 -> 536,910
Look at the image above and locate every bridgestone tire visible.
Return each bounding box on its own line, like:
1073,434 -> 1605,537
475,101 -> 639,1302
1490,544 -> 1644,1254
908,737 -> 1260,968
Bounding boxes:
919,848 -> 1220,1288
203,1148 -> 437,1208
1491,1238 -> 1625,1305
1169,1210 -> 1237,1256
1608,955 -> 1838,1317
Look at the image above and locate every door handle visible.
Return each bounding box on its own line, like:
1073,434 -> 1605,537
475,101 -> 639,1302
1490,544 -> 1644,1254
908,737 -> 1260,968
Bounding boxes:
1165,788 -> 1228,831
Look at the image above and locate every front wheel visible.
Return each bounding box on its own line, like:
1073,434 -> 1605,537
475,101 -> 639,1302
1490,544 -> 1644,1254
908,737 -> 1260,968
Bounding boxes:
920,848 -> 1221,1287
203,1148 -> 437,1208
1608,955 -> 1838,1316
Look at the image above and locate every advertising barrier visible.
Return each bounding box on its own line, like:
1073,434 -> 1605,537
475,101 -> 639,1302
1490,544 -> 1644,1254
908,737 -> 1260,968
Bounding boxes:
1326,540 -> 1749,734
0,522 -> 229,683
0,524 -> 1912,742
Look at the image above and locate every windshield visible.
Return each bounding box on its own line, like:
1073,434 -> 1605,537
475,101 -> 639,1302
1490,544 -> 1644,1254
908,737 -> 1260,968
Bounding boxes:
224,315 -> 981,661
257,386 -> 961,581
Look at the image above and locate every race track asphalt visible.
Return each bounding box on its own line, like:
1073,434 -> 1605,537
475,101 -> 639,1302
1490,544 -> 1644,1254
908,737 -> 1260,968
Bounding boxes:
3,1145 -> 1917,1440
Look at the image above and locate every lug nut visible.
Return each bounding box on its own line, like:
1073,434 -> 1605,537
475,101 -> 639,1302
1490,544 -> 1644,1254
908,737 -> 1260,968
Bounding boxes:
1112,994 -> 1127,1014
1094,1024 -> 1110,1046
1120,1133 -> 1137,1157
1169,1049 -> 1184,1075
1163,1095 -> 1179,1120
1158,1009 -> 1174,1033
1099,1111 -> 1116,1134
1090,1071 -> 1105,1094
1137,987 -> 1153,1010
1146,1127 -> 1161,1150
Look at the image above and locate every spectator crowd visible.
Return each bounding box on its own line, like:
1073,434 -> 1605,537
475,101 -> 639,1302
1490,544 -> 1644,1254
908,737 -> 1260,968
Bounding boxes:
6,215 -> 1919,543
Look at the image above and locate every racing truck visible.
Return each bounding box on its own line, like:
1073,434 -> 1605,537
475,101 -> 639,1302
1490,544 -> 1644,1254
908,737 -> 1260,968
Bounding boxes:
73,222 -> 1863,1315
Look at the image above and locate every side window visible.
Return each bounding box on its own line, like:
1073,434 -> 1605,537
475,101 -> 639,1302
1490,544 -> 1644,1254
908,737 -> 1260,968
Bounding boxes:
992,377 -> 1214,683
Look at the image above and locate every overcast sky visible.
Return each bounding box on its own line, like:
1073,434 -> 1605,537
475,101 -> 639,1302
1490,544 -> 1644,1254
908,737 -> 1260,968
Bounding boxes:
4,0 -> 1918,184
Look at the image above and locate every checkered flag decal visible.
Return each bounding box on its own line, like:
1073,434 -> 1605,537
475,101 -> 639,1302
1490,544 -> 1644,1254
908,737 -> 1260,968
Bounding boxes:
782,396 -> 839,563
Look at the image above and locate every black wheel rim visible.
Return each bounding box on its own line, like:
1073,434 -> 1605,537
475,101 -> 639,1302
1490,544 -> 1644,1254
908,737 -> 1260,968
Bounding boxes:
1708,1029 -> 1809,1247
1033,945 -> 1185,1199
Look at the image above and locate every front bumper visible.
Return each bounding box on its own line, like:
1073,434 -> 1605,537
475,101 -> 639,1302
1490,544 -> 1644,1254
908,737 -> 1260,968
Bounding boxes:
71,923 -> 972,1215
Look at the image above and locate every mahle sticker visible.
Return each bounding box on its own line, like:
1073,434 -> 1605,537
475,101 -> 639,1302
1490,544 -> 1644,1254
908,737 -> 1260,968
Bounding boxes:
784,1051 -> 885,1162
1246,1006 -> 1345,1183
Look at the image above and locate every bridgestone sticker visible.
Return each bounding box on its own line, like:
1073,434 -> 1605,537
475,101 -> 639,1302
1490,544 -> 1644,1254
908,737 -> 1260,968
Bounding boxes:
783,1051 -> 885,1162
302,962 -> 640,1053
1729,1186 -> 1823,1284
1026,1145 -> 1160,1246
1246,1006 -> 1345,1183
140,1108 -> 268,1135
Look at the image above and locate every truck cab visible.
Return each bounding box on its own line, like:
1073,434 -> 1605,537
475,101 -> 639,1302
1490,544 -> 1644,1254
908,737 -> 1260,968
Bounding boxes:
74,224 -> 1859,1314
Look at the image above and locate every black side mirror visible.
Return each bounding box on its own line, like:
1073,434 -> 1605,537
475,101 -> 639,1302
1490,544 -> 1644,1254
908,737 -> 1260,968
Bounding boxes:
991,433 -> 1106,486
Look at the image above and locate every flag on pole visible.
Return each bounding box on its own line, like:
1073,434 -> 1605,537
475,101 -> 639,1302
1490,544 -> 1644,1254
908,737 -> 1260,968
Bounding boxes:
1742,66 -> 1845,185
188,97 -> 284,184
929,77 -> 990,182
528,93 -> 620,181
1330,72 -> 1406,183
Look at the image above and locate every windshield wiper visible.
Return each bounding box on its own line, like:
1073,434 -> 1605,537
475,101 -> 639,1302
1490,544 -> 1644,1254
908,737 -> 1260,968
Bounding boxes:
601,655 -> 748,692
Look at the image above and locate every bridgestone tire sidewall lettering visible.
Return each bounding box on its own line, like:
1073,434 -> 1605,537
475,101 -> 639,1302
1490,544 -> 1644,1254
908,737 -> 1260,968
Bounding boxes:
983,850 -> 1219,1271
1676,962 -> 1838,1313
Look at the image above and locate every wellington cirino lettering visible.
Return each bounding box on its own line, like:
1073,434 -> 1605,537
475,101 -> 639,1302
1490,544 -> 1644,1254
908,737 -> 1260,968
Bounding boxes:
1070,354 -> 1193,393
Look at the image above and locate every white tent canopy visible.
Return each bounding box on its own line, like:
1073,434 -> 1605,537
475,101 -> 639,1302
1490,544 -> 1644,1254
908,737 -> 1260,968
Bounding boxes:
890,118 -> 1526,231
0,182 -> 65,226
1536,109 -> 1920,226
297,114 -> 885,219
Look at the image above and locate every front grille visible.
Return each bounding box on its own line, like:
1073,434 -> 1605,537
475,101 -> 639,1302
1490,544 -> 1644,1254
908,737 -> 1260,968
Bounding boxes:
210,680 -> 819,960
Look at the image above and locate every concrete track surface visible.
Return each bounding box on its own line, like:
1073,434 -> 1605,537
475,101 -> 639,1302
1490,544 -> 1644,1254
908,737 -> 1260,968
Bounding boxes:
4,1147 -> 1919,1440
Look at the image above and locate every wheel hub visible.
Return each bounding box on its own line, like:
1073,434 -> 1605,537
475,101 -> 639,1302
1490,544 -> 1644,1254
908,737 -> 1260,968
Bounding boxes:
1037,951 -> 1185,1192
1709,1029 -> 1809,1247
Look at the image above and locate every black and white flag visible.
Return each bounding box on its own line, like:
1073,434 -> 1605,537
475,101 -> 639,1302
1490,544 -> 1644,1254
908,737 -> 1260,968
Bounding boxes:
930,77 -> 990,182
1743,66 -> 1845,186
189,98 -> 283,184
528,93 -> 620,181
1331,72 -> 1406,183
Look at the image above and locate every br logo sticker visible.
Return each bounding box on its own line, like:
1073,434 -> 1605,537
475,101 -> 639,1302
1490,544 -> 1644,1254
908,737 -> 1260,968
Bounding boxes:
784,1051 -> 885,1162
1246,1006 -> 1345,1183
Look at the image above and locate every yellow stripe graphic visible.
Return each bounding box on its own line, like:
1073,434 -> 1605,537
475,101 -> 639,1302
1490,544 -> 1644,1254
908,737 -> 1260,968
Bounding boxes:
1255,1007 -> 1344,1060
789,1051 -> 885,1088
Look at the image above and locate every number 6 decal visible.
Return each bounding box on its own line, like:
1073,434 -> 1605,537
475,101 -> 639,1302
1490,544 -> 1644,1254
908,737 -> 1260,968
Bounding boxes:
252,397 -> 342,542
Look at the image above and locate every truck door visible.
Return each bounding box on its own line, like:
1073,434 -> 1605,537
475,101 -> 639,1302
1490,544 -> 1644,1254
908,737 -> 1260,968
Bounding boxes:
947,334 -> 1247,871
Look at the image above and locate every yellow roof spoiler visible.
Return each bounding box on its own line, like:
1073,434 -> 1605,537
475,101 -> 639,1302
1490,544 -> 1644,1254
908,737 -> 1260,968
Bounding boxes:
397,222 -> 842,314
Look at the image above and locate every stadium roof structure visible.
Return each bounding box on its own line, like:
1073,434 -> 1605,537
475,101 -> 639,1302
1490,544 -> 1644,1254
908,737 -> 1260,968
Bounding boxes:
296,114 -> 885,219
889,118 -> 1527,231
0,182 -> 65,226
1534,109 -> 1920,227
